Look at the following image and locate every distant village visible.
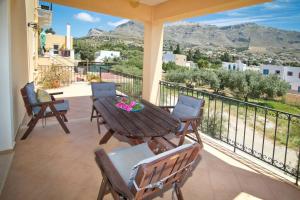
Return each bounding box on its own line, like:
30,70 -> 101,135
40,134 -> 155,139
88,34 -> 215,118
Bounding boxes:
39,23 -> 300,94
93,49 -> 300,94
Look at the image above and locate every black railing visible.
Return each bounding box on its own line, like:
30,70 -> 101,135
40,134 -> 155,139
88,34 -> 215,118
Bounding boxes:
159,80 -> 300,185
35,65 -> 142,98
99,66 -> 143,99
35,65 -> 300,184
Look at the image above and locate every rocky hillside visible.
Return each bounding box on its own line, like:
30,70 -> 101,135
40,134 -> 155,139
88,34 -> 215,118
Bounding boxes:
87,21 -> 300,49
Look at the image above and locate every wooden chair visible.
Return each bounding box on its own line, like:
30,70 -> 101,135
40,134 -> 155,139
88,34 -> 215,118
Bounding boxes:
90,82 -> 124,133
95,142 -> 201,200
20,82 -> 70,140
160,95 -> 205,147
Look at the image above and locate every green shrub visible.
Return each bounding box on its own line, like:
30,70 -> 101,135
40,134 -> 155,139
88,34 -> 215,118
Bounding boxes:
87,74 -> 101,83
38,65 -> 71,89
202,114 -> 224,138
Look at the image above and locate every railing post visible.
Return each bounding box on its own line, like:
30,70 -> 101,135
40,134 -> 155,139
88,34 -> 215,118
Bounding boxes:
100,66 -> 102,81
296,147 -> 300,185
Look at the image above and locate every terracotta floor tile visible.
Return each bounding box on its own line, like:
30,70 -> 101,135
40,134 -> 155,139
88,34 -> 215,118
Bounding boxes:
1,96 -> 300,200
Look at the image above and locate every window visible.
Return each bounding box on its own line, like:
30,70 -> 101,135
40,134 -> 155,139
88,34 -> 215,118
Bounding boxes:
298,86 -> 300,93
263,69 -> 269,75
299,73 -> 300,79
228,64 -> 231,70
53,44 -> 59,54
233,65 -> 236,70
287,71 -> 293,76
275,70 -> 280,75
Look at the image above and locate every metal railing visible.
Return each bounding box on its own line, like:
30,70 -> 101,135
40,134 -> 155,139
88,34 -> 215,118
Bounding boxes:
35,65 -> 142,98
159,80 -> 300,185
34,65 -> 300,184
99,66 -> 143,99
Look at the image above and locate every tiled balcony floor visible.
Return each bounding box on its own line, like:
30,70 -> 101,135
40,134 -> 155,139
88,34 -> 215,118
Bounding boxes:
1,96 -> 300,200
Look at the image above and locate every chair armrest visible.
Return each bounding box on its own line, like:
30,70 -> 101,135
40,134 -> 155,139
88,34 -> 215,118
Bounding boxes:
159,106 -> 174,113
116,94 -> 127,98
31,100 -> 64,107
179,116 -> 200,122
159,106 -> 175,109
95,149 -> 134,199
49,92 -> 63,96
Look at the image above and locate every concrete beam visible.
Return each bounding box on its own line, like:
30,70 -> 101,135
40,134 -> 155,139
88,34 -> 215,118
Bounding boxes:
45,0 -> 152,23
153,0 -> 271,22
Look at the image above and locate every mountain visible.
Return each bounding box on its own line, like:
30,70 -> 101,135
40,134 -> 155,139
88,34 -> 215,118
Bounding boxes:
85,21 -> 300,59
87,28 -> 106,37
112,21 -> 144,38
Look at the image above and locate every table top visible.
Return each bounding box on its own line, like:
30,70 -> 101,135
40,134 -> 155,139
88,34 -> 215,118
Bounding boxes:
94,97 -> 180,138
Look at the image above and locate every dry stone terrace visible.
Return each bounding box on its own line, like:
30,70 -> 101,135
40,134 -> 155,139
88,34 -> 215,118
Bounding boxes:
1,95 -> 300,200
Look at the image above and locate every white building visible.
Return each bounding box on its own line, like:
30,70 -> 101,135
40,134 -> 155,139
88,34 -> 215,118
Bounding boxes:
260,65 -> 300,93
162,51 -> 187,67
185,61 -> 197,69
222,60 -> 247,71
94,50 -> 120,62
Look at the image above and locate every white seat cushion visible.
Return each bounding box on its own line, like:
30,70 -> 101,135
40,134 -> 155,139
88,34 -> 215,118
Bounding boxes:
108,143 -> 155,184
108,142 -> 195,188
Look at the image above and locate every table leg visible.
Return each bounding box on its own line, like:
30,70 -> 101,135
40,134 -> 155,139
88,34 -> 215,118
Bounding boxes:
128,137 -> 145,145
99,129 -> 114,145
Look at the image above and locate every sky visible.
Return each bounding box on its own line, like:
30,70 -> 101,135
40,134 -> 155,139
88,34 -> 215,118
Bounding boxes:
46,0 -> 300,37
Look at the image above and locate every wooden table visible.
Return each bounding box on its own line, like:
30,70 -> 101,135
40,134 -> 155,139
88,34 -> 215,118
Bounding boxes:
93,97 -> 180,145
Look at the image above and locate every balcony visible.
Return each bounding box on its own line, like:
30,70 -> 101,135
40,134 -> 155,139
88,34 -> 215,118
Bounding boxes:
1,66 -> 300,199
2,0 -> 300,199
1,94 -> 300,199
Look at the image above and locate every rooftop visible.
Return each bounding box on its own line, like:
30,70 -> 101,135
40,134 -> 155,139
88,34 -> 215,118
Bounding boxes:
1,95 -> 299,200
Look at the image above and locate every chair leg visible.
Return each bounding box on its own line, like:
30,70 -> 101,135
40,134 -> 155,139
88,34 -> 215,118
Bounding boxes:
27,118 -> 34,127
99,129 -> 114,145
22,106 -> 47,140
97,177 -> 108,200
90,105 -> 95,122
178,134 -> 186,146
49,104 -> 70,134
21,117 -> 39,140
62,114 -> 68,122
97,113 -> 101,134
191,123 -> 203,148
174,183 -> 184,200
178,122 -> 191,146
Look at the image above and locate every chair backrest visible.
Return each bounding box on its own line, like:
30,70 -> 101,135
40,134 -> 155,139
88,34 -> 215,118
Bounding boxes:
131,142 -> 201,199
20,82 -> 37,116
172,95 -> 205,124
91,82 -> 116,99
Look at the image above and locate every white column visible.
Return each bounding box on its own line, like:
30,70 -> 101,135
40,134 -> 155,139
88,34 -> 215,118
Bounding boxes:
142,21 -> 164,104
0,0 -> 15,151
66,23 -> 71,50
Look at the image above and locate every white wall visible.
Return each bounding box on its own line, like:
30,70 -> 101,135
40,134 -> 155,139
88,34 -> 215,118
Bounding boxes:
222,60 -> 247,71
0,0 -> 32,151
95,50 -> 120,62
0,0 -> 15,151
260,65 -> 300,92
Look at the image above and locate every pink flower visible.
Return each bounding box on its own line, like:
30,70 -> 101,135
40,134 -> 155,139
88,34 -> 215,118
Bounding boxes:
129,101 -> 136,107
115,102 -> 132,112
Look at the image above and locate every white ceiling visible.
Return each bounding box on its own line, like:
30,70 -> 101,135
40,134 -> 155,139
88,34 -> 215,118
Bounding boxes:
139,0 -> 168,6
